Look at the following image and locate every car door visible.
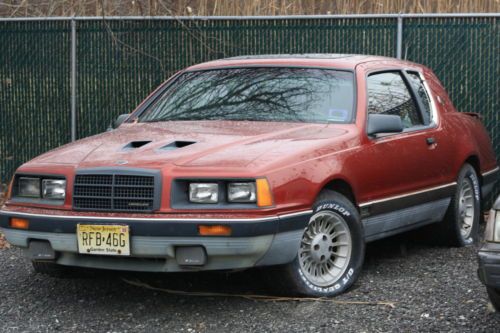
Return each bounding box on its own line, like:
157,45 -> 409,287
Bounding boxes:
354,70 -> 453,239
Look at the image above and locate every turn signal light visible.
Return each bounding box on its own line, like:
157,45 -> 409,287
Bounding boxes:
198,225 -> 232,236
256,178 -> 273,207
10,217 -> 29,229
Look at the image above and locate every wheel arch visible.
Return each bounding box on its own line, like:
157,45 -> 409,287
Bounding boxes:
318,178 -> 358,209
463,155 -> 482,185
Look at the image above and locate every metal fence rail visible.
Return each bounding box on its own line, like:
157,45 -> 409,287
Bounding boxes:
0,14 -> 498,200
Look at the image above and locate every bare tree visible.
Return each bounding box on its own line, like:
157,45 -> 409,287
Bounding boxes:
0,0 -> 498,17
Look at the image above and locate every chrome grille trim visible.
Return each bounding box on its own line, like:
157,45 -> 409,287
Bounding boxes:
72,168 -> 161,212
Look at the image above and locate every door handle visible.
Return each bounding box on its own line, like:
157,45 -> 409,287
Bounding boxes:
426,137 -> 436,145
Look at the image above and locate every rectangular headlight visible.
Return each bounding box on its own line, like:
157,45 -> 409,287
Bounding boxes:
42,179 -> 66,200
18,177 -> 40,198
189,183 -> 218,203
228,182 -> 256,203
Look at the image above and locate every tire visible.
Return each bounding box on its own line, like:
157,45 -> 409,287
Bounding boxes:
439,163 -> 481,246
487,287 -> 500,312
274,191 -> 365,297
32,261 -> 72,278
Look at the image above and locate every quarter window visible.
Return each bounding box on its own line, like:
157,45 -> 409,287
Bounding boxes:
407,72 -> 432,125
367,72 -> 423,129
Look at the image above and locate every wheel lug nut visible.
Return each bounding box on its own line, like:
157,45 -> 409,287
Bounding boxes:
314,244 -> 320,251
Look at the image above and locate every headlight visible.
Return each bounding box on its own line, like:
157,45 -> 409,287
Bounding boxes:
189,183 -> 218,203
42,179 -> 66,200
18,177 -> 41,197
15,176 -> 66,201
228,182 -> 256,202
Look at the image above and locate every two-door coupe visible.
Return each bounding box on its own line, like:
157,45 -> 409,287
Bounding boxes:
0,54 -> 498,296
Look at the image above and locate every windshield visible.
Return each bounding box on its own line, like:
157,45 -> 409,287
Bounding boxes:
139,67 -> 355,124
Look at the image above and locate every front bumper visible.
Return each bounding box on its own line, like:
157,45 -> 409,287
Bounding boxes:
478,242 -> 500,289
0,209 -> 311,272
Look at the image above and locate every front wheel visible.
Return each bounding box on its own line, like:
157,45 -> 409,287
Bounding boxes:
276,191 -> 365,297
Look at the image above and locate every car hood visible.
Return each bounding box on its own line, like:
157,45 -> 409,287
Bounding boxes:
29,121 -> 354,170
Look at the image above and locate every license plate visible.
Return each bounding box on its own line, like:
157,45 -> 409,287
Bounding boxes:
77,224 -> 130,256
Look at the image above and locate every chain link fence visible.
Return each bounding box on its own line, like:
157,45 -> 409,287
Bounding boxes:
0,15 -> 498,199
403,16 -> 499,205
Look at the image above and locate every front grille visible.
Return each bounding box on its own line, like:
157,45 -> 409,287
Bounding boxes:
73,173 -> 158,212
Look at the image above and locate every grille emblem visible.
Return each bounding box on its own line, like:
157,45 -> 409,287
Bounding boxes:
116,160 -> 128,165
128,202 -> 150,207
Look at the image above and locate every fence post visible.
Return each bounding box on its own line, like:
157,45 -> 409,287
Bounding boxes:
70,18 -> 77,142
396,14 -> 403,59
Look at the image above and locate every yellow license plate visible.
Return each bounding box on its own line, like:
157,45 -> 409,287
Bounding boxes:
77,224 -> 130,256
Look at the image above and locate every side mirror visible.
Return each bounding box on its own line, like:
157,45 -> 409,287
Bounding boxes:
367,114 -> 403,137
107,114 -> 130,131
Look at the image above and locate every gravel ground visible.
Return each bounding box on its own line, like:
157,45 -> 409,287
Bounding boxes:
1,231 -> 500,333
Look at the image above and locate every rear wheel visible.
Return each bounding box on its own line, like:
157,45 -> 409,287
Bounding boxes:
275,191 -> 365,297
440,164 -> 480,246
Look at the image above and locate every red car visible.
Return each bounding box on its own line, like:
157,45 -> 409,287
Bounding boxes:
0,54 -> 498,297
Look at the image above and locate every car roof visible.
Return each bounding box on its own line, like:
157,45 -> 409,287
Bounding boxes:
186,54 -> 420,71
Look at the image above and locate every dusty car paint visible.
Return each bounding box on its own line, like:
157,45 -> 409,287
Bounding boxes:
4,56 -> 497,217
0,55 -> 498,276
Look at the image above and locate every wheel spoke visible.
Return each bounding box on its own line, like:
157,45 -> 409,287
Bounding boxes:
298,210 -> 353,287
332,261 -> 343,269
305,229 -> 314,239
457,178 -> 476,239
330,230 -> 346,239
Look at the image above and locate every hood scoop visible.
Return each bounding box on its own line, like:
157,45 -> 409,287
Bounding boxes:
123,140 -> 152,150
159,140 -> 197,151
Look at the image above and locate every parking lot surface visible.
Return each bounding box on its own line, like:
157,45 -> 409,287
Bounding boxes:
1,232 -> 500,332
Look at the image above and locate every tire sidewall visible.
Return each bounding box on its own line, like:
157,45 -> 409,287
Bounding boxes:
289,198 -> 365,297
487,287 -> 500,311
454,165 -> 480,246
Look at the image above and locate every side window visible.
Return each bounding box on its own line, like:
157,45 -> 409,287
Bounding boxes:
367,72 -> 423,129
407,72 -> 432,125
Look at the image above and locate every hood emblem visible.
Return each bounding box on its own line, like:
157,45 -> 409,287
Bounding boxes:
116,160 -> 129,165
